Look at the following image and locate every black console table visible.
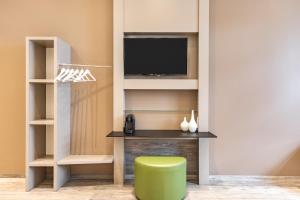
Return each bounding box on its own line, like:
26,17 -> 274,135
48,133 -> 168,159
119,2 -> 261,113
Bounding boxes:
107,130 -> 217,139
107,130 -> 217,184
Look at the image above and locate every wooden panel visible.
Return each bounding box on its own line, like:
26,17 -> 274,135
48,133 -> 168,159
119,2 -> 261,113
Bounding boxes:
113,0 -> 125,185
46,126 -> 53,155
29,119 -> 54,125
26,167 -> 46,191
124,0 -> 199,32
126,112 -> 199,130
198,0 -> 209,132
29,79 -> 54,83
29,155 -> 54,167
58,155 -> 113,165
199,139 -> 209,184
70,68 -> 113,155
45,46 -> 54,157
126,90 -> 197,110
55,44 -> 71,161
124,79 -> 198,90
125,90 -> 197,130
32,126 -> 46,160
125,139 -> 198,179
29,84 -> 46,121
54,38 -> 72,191
46,48 -> 54,79
28,40 -> 46,79
26,37 -> 55,47
55,165 -> 70,191
114,138 -> 124,185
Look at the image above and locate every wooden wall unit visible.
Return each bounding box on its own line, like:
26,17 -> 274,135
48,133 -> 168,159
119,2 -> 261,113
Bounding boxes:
113,0 -> 211,185
26,38 -> 57,191
125,139 -> 199,180
124,0 -> 199,32
125,90 -> 198,130
26,37 -> 113,191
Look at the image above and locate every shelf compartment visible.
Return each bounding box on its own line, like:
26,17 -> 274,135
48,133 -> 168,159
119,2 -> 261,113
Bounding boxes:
28,84 -> 54,121
30,119 -> 54,125
28,126 -> 53,163
125,90 -> 197,130
57,155 -> 114,165
124,79 -> 198,90
27,166 -> 53,190
29,155 -> 54,167
29,79 -> 55,84
27,39 -> 54,80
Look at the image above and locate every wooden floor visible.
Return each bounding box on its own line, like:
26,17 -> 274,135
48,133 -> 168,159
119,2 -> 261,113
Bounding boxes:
0,176 -> 300,200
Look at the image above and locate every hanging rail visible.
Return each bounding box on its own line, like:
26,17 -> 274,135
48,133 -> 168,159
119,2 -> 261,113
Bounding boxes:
58,63 -> 112,68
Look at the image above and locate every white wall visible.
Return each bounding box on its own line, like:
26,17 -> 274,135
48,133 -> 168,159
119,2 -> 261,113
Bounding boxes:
210,0 -> 300,175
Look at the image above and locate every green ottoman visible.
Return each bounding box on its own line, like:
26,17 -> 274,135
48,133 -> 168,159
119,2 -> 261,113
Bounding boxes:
134,156 -> 186,200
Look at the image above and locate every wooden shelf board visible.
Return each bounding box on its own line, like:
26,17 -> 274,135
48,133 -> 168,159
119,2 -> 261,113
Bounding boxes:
107,130 -> 217,139
26,37 -> 55,47
124,79 -> 198,90
29,79 -> 54,84
125,109 -> 198,113
57,155 -> 114,165
29,155 -> 54,167
29,119 -> 54,125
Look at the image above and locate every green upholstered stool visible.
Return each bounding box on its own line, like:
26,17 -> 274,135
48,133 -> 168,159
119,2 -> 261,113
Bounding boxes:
134,156 -> 186,200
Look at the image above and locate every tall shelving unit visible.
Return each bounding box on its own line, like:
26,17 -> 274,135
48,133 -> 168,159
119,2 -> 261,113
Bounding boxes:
26,37 -> 114,191
113,0 -> 211,184
25,37 -> 70,191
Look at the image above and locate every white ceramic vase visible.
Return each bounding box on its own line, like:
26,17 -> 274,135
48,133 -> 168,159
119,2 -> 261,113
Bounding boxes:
188,110 -> 197,133
180,117 -> 189,132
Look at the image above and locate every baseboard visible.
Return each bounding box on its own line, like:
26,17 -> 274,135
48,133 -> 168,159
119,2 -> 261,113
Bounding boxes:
0,174 -> 24,178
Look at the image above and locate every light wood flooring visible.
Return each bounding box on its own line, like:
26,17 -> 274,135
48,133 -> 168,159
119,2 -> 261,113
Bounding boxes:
0,176 -> 300,200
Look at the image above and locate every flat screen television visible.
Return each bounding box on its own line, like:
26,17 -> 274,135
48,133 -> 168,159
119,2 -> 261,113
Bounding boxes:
124,37 -> 187,75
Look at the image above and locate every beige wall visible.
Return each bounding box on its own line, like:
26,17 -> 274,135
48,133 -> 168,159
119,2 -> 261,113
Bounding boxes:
0,0 -> 300,176
210,0 -> 300,175
0,0 -> 113,176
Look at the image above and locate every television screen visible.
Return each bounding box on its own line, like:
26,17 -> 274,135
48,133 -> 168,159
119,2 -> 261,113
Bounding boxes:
124,38 -> 187,75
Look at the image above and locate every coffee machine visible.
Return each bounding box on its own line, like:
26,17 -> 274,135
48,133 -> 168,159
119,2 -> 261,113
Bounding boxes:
124,114 -> 135,135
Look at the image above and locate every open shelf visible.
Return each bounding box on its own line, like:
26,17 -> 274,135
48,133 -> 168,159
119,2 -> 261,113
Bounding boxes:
27,39 -> 54,80
125,90 -> 197,130
29,79 -> 55,84
30,119 -> 54,125
124,79 -> 198,90
28,126 -> 53,163
29,155 -> 54,167
28,84 -> 54,121
28,166 -> 53,189
57,155 -> 114,165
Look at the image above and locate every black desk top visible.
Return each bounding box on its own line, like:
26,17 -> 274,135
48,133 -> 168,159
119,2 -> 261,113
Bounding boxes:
106,130 -> 217,139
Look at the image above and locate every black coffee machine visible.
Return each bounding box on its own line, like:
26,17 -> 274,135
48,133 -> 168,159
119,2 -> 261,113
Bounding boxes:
124,114 -> 135,135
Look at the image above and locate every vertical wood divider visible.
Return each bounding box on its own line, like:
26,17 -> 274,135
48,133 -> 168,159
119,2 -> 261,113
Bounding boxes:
113,0 -> 125,185
25,38 -> 32,191
198,0 -> 210,184
54,38 -> 72,191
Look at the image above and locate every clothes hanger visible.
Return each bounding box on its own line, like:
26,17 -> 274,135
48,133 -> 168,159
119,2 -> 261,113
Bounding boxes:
86,69 -> 96,81
62,69 -> 75,82
69,69 -> 80,82
74,69 -> 87,82
80,70 -> 96,82
57,68 -> 71,81
55,68 -> 67,81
